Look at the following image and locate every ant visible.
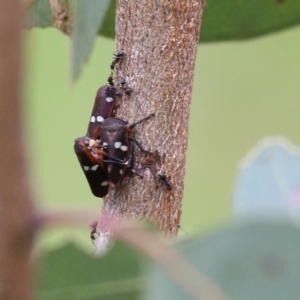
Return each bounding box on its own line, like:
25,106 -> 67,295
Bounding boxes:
110,51 -> 126,71
89,221 -> 99,242
119,78 -> 132,96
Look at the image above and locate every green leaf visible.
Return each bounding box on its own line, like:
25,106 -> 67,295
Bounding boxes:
145,223 -> 300,300
25,0 -> 111,80
201,0 -> 300,42
37,242 -> 147,300
233,138 -> 300,221
71,0 -> 110,80
24,0 -> 300,79
24,0 -> 53,28
26,0 -> 300,42
99,1 -> 116,38
100,1 -> 300,42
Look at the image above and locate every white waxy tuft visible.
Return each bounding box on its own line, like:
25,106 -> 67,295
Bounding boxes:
90,116 -> 96,122
97,116 -> 104,122
106,97 -> 113,102
83,166 -> 90,171
114,142 -> 121,148
91,165 -> 99,171
120,145 -> 128,151
102,142 -> 108,146
101,181 -> 108,186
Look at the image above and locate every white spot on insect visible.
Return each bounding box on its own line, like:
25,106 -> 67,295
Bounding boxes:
106,97 -> 113,102
120,169 -> 123,175
91,165 -> 98,171
102,142 -> 108,147
101,181 -> 108,186
89,139 -> 96,147
97,116 -> 104,122
90,116 -> 96,123
83,166 -> 90,171
120,145 -> 128,151
114,142 -> 121,148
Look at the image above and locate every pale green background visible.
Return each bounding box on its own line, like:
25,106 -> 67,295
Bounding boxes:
24,26 -> 300,244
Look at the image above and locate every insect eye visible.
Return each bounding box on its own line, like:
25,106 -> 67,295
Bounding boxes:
84,139 -> 90,146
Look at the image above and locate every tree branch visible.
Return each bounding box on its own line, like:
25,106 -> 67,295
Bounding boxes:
98,0 -> 205,238
0,1 -> 35,299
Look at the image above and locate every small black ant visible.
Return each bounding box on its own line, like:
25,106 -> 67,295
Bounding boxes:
137,154 -> 172,191
107,74 -> 114,86
157,171 -> 172,190
89,221 -> 98,242
110,51 -> 126,71
119,78 -> 132,96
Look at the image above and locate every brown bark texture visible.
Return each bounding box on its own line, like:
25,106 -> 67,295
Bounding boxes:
0,1 -> 35,299
99,0 -> 205,237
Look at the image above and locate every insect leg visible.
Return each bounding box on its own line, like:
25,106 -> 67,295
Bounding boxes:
129,113 -> 155,129
129,137 -> 152,154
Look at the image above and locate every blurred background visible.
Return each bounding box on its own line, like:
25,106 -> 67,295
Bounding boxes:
23,25 -> 300,247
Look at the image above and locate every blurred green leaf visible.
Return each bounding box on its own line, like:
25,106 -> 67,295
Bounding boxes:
25,0 -> 110,80
99,1 -> 300,42
100,0 -> 300,42
145,222 -> 300,300
233,138 -> 300,221
24,0 -> 300,78
25,0 -> 300,44
25,0 -> 53,28
37,242 -> 147,300
99,1 -> 116,38
71,0 -> 110,79
201,0 -> 300,42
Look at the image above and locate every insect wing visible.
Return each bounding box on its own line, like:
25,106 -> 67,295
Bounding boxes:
74,137 -> 109,198
100,118 -> 129,183
87,85 -> 115,138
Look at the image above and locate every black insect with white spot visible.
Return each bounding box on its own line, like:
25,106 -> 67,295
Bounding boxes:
100,114 -> 155,184
74,114 -> 155,197
74,49 -> 156,198
74,127 -> 131,197
87,85 -> 121,138
74,135 -> 110,197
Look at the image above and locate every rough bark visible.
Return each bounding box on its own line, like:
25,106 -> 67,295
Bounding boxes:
99,0 -> 205,239
0,1 -> 35,299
